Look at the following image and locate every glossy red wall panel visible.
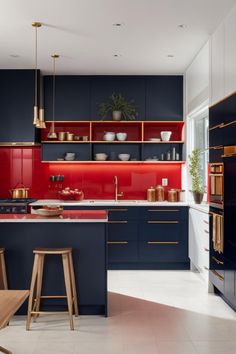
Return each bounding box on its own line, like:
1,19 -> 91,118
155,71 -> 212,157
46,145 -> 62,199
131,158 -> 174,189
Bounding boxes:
0,147 -> 182,200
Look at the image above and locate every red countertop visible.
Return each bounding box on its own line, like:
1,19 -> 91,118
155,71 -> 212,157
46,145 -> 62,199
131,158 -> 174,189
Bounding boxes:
0,210 -> 108,222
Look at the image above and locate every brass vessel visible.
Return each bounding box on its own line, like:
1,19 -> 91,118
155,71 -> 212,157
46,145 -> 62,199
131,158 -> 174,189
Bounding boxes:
147,186 -> 156,202
155,185 -> 164,201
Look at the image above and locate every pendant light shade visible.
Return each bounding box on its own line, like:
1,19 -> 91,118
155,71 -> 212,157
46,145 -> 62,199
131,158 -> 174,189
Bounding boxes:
32,21 -> 46,129
36,75 -> 46,129
47,54 -> 59,139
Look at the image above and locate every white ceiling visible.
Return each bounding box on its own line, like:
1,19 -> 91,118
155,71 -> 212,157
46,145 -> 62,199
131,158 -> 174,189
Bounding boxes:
1,0 -> 236,75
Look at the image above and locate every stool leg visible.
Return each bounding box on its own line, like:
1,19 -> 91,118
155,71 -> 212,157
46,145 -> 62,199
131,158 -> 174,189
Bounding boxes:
62,254 -> 74,330
26,254 -> 39,331
0,345 -> 12,354
34,254 -> 44,321
68,252 -> 79,317
0,252 -> 8,290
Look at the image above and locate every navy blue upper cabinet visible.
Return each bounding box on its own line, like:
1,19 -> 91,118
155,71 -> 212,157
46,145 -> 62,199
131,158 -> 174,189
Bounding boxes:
146,76 -> 183,121
0,70 -> 37,142
90,76 -> 146,120
44,76 -> 91,121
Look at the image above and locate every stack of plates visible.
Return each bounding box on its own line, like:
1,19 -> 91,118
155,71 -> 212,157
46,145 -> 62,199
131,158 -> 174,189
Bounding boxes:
148,138 -> 161,142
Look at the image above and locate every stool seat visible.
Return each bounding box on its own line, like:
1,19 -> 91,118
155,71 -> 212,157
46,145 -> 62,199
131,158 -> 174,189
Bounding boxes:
33,248 -> 72,255
0,249 -> 5,254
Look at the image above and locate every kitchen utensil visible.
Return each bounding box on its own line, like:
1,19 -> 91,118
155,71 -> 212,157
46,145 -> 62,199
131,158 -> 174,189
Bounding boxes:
9,184 -> 29,199
103,132 -> 115,141
160,131 -> 172,142
168,189 -> 178,202
118,154 -> 130,161
147,186 -> 156,202
95,153 -> 108,161
156,185 -> 165,201
66,132 -> 74,141
58,132 -> 66,141
116,132 -> 127,141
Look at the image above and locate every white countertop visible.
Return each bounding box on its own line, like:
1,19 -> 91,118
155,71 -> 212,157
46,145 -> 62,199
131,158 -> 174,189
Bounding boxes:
189,203 -> 209,214
29,199 -> 189,207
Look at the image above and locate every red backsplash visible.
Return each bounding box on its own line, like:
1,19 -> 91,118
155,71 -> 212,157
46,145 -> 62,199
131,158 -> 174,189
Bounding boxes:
0,147 -> 182,200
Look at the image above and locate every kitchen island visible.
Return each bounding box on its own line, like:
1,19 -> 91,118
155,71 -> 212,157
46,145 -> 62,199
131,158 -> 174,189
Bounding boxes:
0,210 -> 108,316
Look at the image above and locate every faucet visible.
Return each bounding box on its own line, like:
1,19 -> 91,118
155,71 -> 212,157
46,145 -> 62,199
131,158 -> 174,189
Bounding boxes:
113,176 -> 123,201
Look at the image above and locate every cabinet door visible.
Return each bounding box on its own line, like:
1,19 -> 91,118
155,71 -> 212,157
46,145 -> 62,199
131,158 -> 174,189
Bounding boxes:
146,76 -> 183,121
44,76 -> 90,121
224,260 -> 236,308
225,6 -> 236,97
0,70 -> 37,142
211,23 -> 225,106
90,76 -> 146,120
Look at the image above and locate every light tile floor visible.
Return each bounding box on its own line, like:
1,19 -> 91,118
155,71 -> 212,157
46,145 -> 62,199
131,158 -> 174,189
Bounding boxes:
1,270 -> 236,354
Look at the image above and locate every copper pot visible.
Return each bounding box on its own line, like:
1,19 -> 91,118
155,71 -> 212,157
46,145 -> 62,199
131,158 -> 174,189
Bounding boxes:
9,184 -> 29,199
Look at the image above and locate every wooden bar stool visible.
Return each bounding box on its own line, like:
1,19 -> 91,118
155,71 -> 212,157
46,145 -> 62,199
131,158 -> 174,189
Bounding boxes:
0,248 -> 8,290
26,248 -> 79,331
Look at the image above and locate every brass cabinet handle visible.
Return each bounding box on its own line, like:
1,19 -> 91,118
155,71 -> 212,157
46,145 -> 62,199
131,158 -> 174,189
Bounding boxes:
204,229 -> 209,234
107,209 -> 128,212
203,220 -> 209,225
209,124 -> 224,131
204,247 -> 209,252
212,256 -> 224,265
219,120 -> 236,128
147,209 -> 179,212
208,145 -> 223,150
210,270 -> 224,281
107,241 -> 128,245
147,241 -> 179,245
147,221 -> 179,224
108,221 -> 128,224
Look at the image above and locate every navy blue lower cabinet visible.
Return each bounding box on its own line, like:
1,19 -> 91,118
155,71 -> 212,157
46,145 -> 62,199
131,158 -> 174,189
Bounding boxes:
108,241 -> 138,263
139,241 -> 187,263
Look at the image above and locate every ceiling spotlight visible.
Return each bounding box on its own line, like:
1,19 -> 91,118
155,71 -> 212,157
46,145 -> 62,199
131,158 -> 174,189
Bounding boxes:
178,24 -> 187,29
112,23 -> 124,27
167,54 -> 174,58
113,54 -> 122,57
10,54 -> 20,58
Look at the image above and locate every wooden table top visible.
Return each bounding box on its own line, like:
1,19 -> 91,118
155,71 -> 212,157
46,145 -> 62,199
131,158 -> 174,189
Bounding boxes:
0,290 -> 29,329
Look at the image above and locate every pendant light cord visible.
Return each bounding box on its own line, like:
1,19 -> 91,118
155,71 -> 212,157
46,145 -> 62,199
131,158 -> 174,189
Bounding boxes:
52,56 -> 56,127
35,25 -> 38,107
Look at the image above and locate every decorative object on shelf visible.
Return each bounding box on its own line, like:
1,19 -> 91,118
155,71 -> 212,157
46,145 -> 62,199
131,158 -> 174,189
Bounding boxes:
156,185 -> 165,201
160,131 -> 172,141
189,148 -> 204,204
32,21 -> 46,128
116,132 -> 127,141
147,186 -> 156,202
59,188 -> 84,201
168,189 -> 178,202
148,138 -> 161,142
103,132 -> 115,141
47,54 -> 59,139
66,132 -> 74,141
99,93 -> 138,121
95,153 -> 108,161
58,132 -> 66,141
118,153 -> 130,161
65,152 -> 76,161
35,206 -> 63,217
82,136 -> 88,141
9,184 -> 29,199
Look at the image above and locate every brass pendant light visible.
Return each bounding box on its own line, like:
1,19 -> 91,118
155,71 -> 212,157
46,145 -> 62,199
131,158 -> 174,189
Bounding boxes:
32,21 -> 46,128
37,75 -> 46,128
47,54 -> 59,139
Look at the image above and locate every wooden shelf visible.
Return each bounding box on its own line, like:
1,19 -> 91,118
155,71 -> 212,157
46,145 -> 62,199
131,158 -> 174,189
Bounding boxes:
41,160 -> 186,164
142,141 -> 184,144
41,141 -> 90,144
41,140 -> 184,144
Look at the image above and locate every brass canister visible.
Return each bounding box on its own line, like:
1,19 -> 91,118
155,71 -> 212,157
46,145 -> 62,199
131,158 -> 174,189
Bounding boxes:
156,185 -> 164,201
168,189 -> 178,202
66,132 -> 74,141
58,132 -> 66,141
147,186 -> 156,202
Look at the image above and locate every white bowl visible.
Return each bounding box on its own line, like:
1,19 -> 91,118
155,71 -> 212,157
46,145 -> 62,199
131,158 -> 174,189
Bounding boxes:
65,156 -> 76,161
103,132 -> 115,141
95,153 -> 108,161
160,131 -> 172,142
116,132 -> 127,141
118,153 -> 130,161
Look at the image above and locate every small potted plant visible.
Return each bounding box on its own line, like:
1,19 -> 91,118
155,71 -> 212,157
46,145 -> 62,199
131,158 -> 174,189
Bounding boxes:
188,148 -> 204,204
98,93 -> 138,121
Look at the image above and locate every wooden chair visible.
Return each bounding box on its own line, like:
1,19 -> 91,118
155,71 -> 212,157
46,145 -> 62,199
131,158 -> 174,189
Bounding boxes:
26,248 -> 79,331
0,249 -> 8,290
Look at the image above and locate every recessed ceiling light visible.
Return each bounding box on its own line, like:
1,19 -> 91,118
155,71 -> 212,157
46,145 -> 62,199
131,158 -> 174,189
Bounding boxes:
10,54 -> 20,58
112,23 -> 124,27
167,54 -> 174,58
178,24 -> 187,29
113,54 -> 122,57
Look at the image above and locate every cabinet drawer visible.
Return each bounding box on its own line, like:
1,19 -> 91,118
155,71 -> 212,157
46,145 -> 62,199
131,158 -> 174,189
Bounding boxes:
139,222 -> 181,241
209,269 -> 224,293
210,254 -> 224,277
108,221 -> 137,241
107,241 -> 138,263
107,207 -> 137,221
139,241 -> 188,262
140,207 -> 182,221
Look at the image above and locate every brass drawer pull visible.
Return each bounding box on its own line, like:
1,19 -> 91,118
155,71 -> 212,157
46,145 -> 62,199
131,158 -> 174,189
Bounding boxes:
210,270 -> 224,281
107,241 -> 128,245
108,221 -> 128,224
107,209 -> 128,212
147,209 -> 179,212
212,256 -> 224,265
204,247 -> 209,252
147,241 -> 179,245
204,229 -> 209,234
147,221 -> 179,224
220,120 -> 236,128
203,220 -> 209,225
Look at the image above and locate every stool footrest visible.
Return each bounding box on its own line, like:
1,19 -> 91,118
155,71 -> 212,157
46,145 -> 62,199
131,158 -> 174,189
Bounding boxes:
31,311 -> 71,315
38,295 -> 67,299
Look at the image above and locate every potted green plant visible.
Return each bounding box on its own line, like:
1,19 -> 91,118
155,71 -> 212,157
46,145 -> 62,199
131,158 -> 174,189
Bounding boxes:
188,148 -> 204,204
98,93 -> 138,121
